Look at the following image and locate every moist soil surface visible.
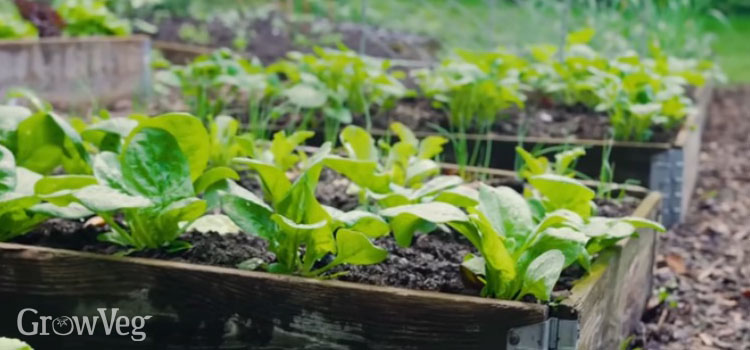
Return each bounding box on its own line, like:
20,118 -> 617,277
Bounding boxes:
369,97 -> 679,143
15,173 -> 640,301
150,12 -> 439,63
629,86 -> 750,349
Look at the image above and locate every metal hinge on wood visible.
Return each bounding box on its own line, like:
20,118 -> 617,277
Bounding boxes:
506,318 -> 578,350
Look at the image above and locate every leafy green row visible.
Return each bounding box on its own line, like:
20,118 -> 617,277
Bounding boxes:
0,101 -> 663,302
154,29 -> 719,145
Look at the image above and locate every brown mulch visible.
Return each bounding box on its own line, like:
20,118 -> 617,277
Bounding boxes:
634,86 -> 750,349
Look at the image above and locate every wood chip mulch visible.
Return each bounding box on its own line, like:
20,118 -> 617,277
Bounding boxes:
633,86 -> 750,349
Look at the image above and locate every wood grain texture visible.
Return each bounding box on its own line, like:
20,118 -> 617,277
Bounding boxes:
677,85 -> 713,221
0,242 -> 546,350
0,35 -> 150,108
563,192 -> 662,350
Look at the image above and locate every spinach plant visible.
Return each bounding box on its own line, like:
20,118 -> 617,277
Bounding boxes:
380,175 -> 664,301
223,144 -> 388,276
53,0 -> 131,36
53,114 -> 212,251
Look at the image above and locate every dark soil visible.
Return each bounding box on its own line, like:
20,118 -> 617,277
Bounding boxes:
150,12 -> 439,63
631,86 -> 750,349
371,97 -> 679,143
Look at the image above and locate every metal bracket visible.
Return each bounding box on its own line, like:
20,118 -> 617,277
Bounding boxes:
506,318 -> 578,350
649,149 -> 684,228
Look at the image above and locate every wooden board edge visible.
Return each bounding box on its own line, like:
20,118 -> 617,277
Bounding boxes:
0,241 -> 547,318
0,35 -> 150,46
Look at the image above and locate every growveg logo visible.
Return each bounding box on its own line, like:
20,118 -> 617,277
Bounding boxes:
17,308 -> 152,341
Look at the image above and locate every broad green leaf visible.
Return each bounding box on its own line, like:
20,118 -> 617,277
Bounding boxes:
0,192 -> 40,215
269,130 -> 314,170
186,214 -> 243,235
432,186 -> 479,207
84,118 -> 138,138
529,174 -> 595,217
15,112 -> 64,174
0,145 -> 15,193
390,122 -> 418,148
529,44 -> 558,62
535,209 -> 584,234
325,207 -> 390,238
0,337 -> 33,350
221,189 -> 275,239
471,212 -> 516,281
405,159 -> 439,185
554,148 -> 585,175
162,197 -> 206,223
340,125 -> 378,161
283,84 -> 327,108
31,202 -> 93,219
0,105 -> 32,150
34,175 -> 97,205
233,158 -> 291,206
621,217 -> 666,232
47,112 -> 90,165
193,166 -> 240,194
74,185 -> 152,212
331,228 -> 387,265
516,147 -> 548,179
528,227 -> 589,268
92,152 -> 124,190
121,128 -> 194,203
381,202 -> 468,247
418,135 -> 448,159
477,184 -> 533,238
412,175 -> 463,199
137,113 -> 210,181
323,156 -> 390,193
520,249 -> 565,301
13,167 -> 41,195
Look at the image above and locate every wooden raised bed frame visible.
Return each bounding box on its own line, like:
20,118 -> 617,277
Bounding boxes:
0,36 -> 151,109
0,175 -> 661,349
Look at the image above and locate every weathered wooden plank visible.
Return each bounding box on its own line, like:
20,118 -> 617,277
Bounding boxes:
0,242 -> 546,350
563,192 -> 662,349
0,36 -> 150,109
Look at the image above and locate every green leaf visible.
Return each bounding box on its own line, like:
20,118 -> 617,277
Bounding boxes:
412,175 -> 463,199
161,197 -> 206,223
554,147 -> 585,175
221,187 -> 275,239
0,145 -> 15,194
390,122 -> 418,148
13,167 -> 41,195
0,192 -> 40,215
233,158 -> 291,206
74,185 -> 152,212
380,202 -> 468,247
0,337 -> 33,350
477,184 -> 534,238
431,185 -> 479,207
34,175 -> 97,205
92,152 -> 124,190
283,84 -> 327,108
31,202 -> 93,219
121,128 -> 194,203
621,217 -> 666,232
405,159 -> 440,185
325,207 -> 390,238
340,125 -> 378,161
418,135 -> 448,159
529,174 -> 595,217
331,229 -> 387,265
323,156 -> 390,193
193,166 -> 240,194
0,105 -> 32,150
528,227 -> 588,268
470,212 -> 517,281
516,147 -> 548,179
15,112 -> 64,174
185,214 -> 242,235
520,249 -> 565,301
137,113 -> 210,181
269,130 -> 314,170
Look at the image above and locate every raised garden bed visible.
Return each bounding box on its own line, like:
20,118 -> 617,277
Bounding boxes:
0,36 -> 151,109
0,169 -> 662,349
